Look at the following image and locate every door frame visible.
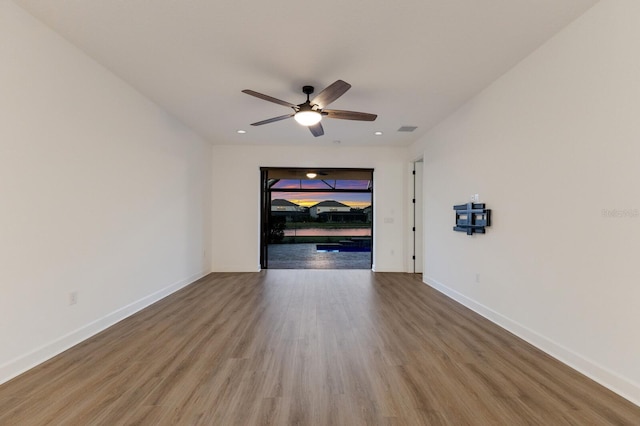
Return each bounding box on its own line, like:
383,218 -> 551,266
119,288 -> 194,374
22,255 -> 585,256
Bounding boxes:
260,167 -> 374,269
412,159 -> 424,274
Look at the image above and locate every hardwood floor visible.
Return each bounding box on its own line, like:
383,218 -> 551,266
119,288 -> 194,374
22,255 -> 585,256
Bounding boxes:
1,271 -> 638,425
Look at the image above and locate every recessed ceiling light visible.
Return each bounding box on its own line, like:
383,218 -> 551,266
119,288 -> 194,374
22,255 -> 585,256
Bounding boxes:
237,130 -> 247,134
374,131 -> 383,136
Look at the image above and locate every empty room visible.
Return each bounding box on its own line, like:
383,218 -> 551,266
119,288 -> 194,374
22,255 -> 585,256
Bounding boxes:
1,0 -> 639,424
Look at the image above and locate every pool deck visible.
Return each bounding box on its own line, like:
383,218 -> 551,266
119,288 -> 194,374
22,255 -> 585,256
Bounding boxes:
267,243 -> 371,269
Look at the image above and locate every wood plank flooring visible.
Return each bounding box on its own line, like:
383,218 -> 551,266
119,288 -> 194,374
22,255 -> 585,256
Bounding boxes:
1,270 -> 639,425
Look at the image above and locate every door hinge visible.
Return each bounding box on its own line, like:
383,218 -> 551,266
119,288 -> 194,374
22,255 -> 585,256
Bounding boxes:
412,170 -> 416,175
412,198 -> 415,203
412,227 -> 416,232
412,256 -> 416,260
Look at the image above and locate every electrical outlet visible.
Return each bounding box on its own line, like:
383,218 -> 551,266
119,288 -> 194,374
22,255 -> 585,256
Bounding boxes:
69,291 -> 78,305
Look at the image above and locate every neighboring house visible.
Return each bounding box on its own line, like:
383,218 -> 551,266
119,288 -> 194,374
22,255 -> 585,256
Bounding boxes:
309,200 -> 351,218
271,199 -> 301,212
271,199 -> 308,222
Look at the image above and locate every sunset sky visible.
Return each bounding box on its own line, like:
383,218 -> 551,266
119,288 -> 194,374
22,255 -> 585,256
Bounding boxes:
272,192 -> 371,208
271,179 -> 372,208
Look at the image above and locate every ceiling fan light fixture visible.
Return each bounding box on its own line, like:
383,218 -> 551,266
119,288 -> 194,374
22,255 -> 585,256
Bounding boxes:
294,110 -> 322,126
242,80 -> 376,137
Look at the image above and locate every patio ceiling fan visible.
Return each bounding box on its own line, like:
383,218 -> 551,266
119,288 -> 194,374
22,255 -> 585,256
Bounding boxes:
242,80 -> 377,137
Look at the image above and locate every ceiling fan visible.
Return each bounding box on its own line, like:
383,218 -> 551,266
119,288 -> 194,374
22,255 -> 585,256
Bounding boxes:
242,80 -> 377,137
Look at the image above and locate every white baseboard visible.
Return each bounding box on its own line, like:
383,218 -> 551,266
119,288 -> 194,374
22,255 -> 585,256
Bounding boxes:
0,271 -> 208,386
371,265 -> 405,273
423,276 -> 640,407
211,263 -> 261,272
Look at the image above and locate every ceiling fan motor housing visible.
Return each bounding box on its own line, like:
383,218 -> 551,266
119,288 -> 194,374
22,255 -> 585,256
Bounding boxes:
302,85 -> 315,97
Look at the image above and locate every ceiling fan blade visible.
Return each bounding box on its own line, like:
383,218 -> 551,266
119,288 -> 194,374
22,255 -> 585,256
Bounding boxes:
309,122 -> 324,137
323,109 -> 377,121
242,90 -> 296,108
311,80 -> 351,109
250,113 -> 295,126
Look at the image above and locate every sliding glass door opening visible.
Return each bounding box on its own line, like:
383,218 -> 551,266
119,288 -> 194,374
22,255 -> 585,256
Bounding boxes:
261,168 -> 373,269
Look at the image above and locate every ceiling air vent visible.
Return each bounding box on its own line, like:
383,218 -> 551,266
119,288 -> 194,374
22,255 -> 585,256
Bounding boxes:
397,126 -> 418,132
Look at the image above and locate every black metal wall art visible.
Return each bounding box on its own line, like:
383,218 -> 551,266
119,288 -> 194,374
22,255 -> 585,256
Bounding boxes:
453,203 -> 491,235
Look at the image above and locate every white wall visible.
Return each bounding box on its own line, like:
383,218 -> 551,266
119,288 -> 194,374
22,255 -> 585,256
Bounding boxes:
409,0 -> 640,405
0,1 -> 212,383
211,145 -> 407,272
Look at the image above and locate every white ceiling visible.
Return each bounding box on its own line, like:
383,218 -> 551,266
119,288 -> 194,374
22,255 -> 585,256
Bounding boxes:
14,0 -> 598,147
